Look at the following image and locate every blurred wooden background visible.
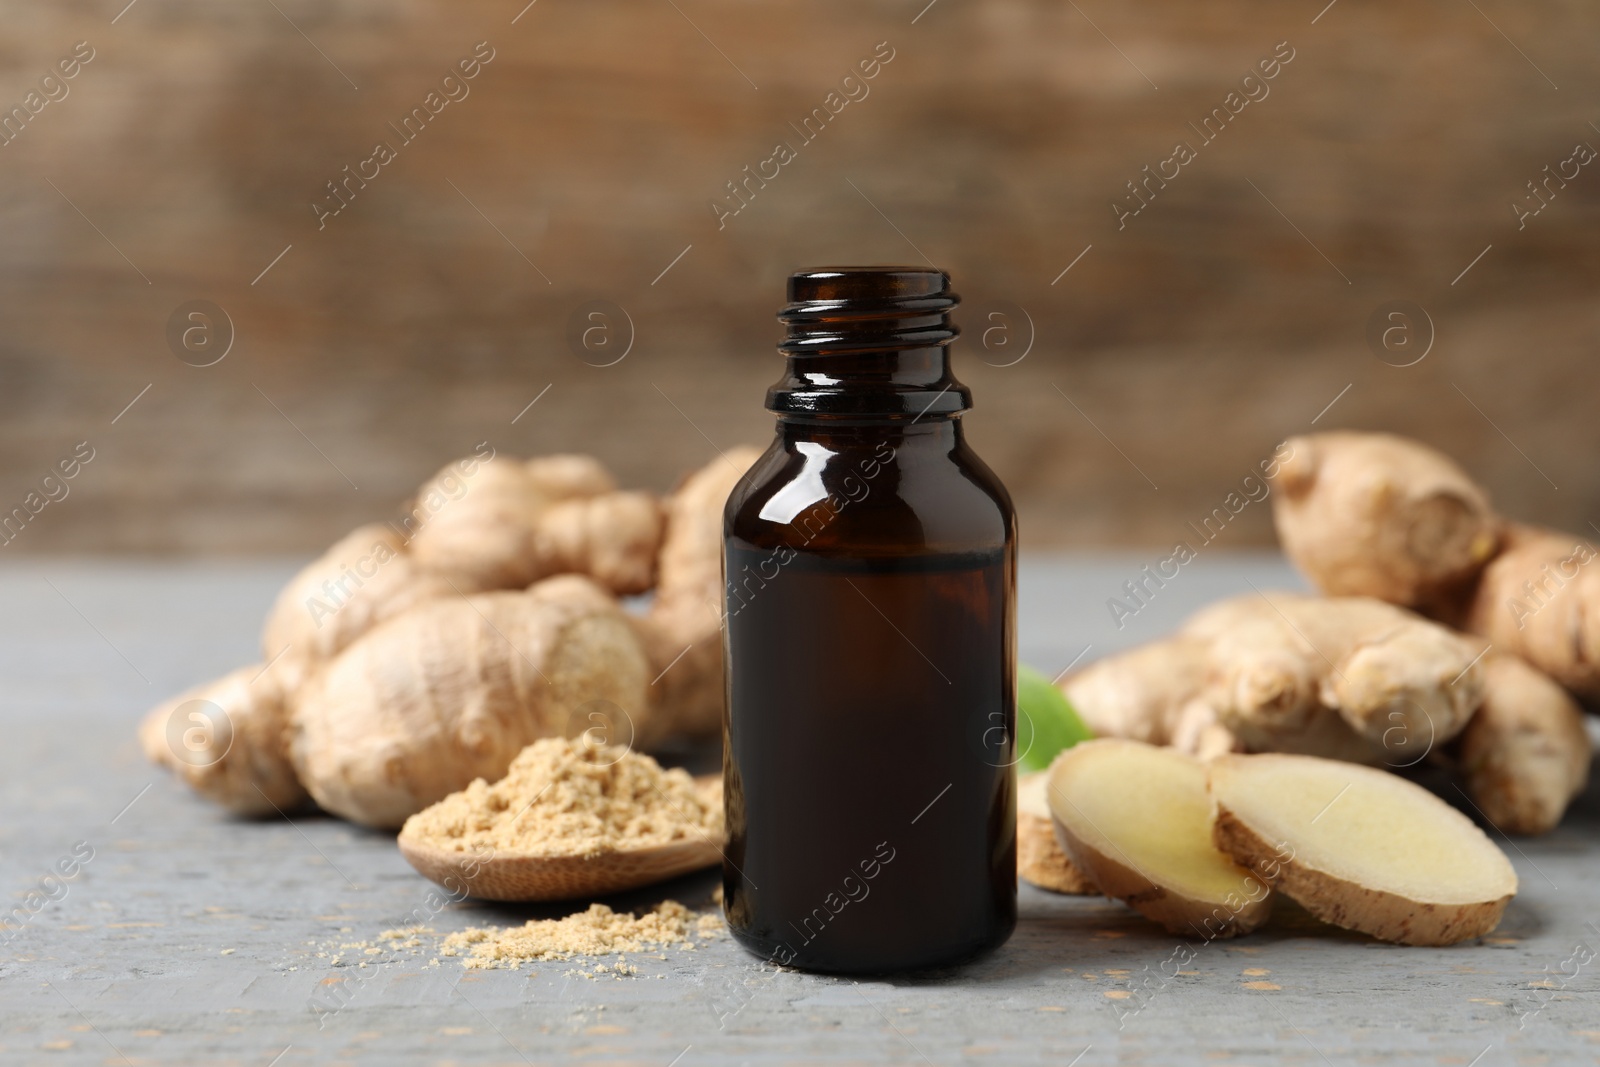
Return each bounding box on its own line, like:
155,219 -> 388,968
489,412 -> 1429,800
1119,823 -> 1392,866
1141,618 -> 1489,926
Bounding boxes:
2,0 -> 1596,555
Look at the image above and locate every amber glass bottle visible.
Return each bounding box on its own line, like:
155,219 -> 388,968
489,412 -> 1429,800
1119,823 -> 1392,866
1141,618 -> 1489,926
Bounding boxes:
721,267 -> 1017,974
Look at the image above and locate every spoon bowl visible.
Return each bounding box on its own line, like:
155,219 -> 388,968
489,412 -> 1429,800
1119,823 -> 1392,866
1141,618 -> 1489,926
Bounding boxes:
398,835 -> 724,902
397,774 -> 725,902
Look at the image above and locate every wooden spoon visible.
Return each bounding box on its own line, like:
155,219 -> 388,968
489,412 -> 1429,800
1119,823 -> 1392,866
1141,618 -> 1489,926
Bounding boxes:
397,775 -> 725,902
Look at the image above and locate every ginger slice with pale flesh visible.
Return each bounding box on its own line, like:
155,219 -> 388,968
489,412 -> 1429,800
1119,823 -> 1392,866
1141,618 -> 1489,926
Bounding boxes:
1047,739 -> 1272,937
1209,753 -> 1517,946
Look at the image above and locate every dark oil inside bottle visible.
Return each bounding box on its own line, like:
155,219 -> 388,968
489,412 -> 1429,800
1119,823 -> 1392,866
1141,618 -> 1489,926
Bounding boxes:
721,266 -> 1017,974
722,544 -> 1016,973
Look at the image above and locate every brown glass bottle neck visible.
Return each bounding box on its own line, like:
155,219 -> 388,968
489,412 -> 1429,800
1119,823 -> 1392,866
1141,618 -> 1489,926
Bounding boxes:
774,418 -> 962,449
765,344 -> 970,419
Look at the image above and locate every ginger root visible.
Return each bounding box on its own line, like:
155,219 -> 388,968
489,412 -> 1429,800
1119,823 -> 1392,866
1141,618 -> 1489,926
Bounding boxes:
1016,770 -> 1096,895
1210,753 -> 1517,946
1067,593 -> 1485,767
633,446 -> 764,745
407,454 -> 662,596
1270,432 -> 1501,613
1464,524 -> 1600,702
142,448 -> 722,825
535,492 -> 663,596
1185,592 -> 1485,761
1253,430 -> 1599,833
289,576 -> 651,829
1271,430 -> 1600,708
406,455 -> 556,590
1061,635 -> 1212,747
265,452 -> 659,693
1456,654 -> 1591,835
138,661 -> 307,816
523,453 -> 619,502
261,523 -> 458,689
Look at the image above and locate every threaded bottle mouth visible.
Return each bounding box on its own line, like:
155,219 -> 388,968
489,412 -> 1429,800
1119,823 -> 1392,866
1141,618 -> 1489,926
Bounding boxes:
778,267 -> 958,355
768,267 -> 969,419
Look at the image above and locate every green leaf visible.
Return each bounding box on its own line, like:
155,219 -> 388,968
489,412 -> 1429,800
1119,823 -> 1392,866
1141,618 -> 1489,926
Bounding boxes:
1016,662 -> 1093,773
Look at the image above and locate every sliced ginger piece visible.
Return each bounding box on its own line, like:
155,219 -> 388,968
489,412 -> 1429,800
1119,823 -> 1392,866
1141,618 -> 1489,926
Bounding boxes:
1047,739 -> 1272,937
1016,771 -> 1096,895
1209,753 -> 1517,946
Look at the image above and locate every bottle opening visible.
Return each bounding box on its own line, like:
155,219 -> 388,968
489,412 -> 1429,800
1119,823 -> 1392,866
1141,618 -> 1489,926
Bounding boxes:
785,267 -> 952,306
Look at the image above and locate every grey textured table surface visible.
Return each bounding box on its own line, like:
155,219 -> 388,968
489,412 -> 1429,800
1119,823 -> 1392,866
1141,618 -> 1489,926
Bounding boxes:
3,554 -> 1598,1066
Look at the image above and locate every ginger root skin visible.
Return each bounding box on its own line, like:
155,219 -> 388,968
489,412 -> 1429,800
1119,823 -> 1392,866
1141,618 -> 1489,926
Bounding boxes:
1268,430 -> 1600,707
523,454 -> 617,502
1270,432 -> 1500,613
534,491 -> 663,597
289,575 -> 651,830
1068,593 -> 1485,765
1018,812 -> 1098,895
1185,593 -> 1484,762
407,456 -> 553,590
1061,635 -> 1211,747
266,454 -> 658,688
1465,525 -> 1600,703
139,662 -> 308,817
633,446 -> 764,745
261,523 -> 458,688
143,449 -> 718,824
1457,654 -> 1592,835
406,454 -> 660,596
